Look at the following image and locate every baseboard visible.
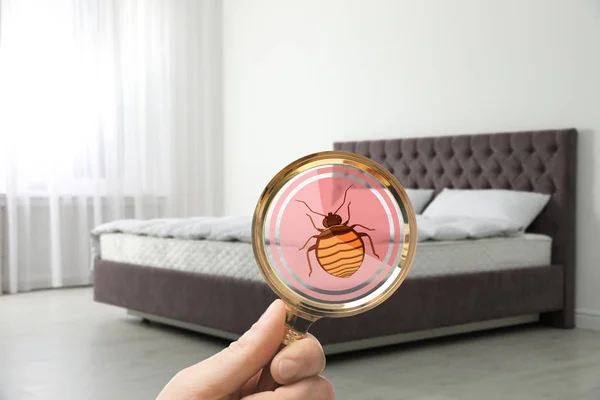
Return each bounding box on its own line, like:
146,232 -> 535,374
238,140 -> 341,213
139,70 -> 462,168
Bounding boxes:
575,309 -> 600,331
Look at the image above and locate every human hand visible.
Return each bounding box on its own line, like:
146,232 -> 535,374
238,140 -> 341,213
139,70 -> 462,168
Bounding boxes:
156,300 -> 334,399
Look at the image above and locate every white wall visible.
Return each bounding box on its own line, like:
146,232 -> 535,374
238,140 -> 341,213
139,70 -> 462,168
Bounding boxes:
222,0 -> 600,328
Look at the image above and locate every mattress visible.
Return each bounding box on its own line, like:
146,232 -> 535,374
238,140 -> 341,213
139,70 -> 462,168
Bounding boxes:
99,233 -> 552,281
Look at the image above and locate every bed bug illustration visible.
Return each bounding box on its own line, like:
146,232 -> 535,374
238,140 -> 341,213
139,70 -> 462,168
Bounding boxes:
297,185 -> 380,278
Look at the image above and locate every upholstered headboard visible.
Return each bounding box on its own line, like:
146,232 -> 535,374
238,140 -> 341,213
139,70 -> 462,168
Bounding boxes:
334,129 -> 577,327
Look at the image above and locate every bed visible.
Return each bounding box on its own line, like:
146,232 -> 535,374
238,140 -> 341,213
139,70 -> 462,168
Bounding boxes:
93,128 -> 577,354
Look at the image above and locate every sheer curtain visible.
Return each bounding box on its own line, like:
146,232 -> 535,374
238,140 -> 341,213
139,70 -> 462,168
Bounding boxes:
0,0 -> 223,293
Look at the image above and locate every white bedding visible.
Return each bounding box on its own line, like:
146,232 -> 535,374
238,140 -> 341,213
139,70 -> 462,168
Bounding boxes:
91,215 -> 523,261
99,233 -> 552,281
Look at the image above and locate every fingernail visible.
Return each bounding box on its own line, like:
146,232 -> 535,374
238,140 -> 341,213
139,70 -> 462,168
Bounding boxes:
278,359 -> 299,381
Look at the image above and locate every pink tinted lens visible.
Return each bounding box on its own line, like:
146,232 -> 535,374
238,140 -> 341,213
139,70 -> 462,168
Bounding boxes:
264,164 -> 404,304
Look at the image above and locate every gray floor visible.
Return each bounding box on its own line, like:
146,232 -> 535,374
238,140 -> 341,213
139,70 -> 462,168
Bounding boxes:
1,288 -> 600,400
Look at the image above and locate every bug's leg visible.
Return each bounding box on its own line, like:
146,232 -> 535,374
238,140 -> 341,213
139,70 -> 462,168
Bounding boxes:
296,200 -> 326,217
306,244 -> 317,276
333,184 -> 353,214
358,232 -> 380,259
343,202 -> 352,225
305,214 -> 324,232
349,223 -> 375,232
299,235 -> 320,251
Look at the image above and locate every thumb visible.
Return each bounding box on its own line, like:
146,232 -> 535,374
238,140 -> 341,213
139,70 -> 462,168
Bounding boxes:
163,300 -> 286,399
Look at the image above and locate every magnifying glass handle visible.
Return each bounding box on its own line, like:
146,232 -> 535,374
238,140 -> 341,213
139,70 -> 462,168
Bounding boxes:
254,311 -> 316,392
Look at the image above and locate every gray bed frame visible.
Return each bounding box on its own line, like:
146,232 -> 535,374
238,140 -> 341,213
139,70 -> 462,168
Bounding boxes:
94,128 -> 577,353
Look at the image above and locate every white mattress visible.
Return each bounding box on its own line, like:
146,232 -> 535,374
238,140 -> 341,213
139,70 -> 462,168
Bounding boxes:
99,233 -> 552,281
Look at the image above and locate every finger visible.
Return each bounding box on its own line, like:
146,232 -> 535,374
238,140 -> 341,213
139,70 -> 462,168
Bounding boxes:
157,300 -> 286,399
242,375 -> 334,400
270,334 -> 326,385
239,371 -> 261,398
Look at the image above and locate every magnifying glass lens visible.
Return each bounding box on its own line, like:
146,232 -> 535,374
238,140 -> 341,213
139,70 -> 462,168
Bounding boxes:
263,164 -> 405,306
254,151 -> 416,321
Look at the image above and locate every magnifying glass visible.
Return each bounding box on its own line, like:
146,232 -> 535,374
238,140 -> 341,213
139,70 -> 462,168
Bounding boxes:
252,151 -> 417,391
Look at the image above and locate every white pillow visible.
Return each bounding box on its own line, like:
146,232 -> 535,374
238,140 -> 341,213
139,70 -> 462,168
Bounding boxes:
422,189 -> 551,231
416,215 -> 521,242
403,189 -> 434,214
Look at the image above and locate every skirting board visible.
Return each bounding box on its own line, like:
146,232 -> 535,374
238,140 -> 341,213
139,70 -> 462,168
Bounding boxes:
576,309 -> 600,331
127,310 -> 539,355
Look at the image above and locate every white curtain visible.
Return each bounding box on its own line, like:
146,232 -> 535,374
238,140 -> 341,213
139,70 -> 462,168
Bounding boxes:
0,0 -> 223,294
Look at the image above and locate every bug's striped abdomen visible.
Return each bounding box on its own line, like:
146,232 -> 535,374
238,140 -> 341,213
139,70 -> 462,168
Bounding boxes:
316,227 -> 365,278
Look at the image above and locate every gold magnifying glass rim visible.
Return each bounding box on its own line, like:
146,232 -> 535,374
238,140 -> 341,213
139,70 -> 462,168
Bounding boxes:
252,151 -> 418,319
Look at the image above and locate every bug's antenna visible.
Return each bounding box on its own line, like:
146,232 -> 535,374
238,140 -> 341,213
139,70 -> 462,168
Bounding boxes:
334,185 -> 353,214
296,200 -> 326,217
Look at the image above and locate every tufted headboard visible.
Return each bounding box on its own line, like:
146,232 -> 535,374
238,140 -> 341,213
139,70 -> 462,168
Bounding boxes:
334,129 -> 577,327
